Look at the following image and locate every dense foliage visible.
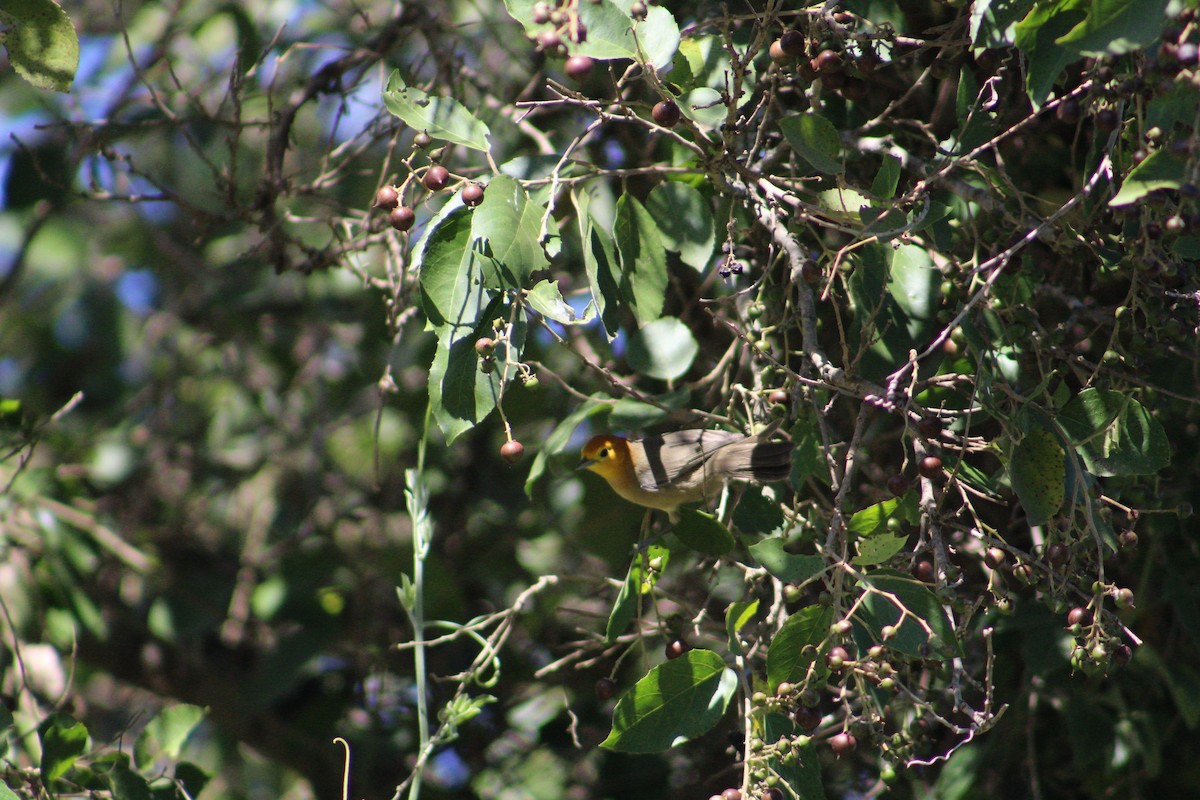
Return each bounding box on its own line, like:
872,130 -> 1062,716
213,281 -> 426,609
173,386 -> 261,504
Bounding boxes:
2,1 -> 1200,799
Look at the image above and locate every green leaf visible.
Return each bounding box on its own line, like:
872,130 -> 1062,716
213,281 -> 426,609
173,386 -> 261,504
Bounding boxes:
134,704 -> 205,770
526,279 -> 595,325
644,182 -> 715,271
0,0 -> 80,92
470,174 -> 549,290
969,0 -> 1037,49
870,155 -> 901,200
672,509 -> 735,556
790,421 -> 826,486
767,605 -> 833,691
726,599 -> 759,655
780,114 -> 842,175
505,0 -> 679,68
1110,150 -> 1189,206
607,545 -> 670,642
525,398 -> 609,496
857,569 -> 961,659
1057,389 -> 1170,476
417,207 -> 487,332
626,317 -> 698,381
40,714 -> 90,782
614,194 -> 668,325
428,299 -> 525,443
848,495 -> 918,537
853,532 -> 908,566
174,762 -> 211,800
575,189 -> 622,338
602,649 -> 737,752
383,71 -> 490,151
1055,0 -> 1170,56
748,538 -> 825,585
732,485 -> 785,535
1009,423 -> 1066,525
0,781 -> 18,800
1014,3 -> 1086,108
106,757 -> 152,800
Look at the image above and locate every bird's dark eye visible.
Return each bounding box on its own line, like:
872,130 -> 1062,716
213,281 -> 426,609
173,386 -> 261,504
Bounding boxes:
600,447 -> 610,458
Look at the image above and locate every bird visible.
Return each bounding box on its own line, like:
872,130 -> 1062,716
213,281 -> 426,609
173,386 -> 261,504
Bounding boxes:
578,421 -> 794,520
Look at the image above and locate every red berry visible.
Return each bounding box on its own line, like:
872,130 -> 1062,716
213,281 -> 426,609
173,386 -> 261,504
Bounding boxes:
779,30 -> 805,57
793,706 -> 821,732
652,100 -> 682,127
565,55 -> 594,80
887,474 -> 910,497
461,183 -> 485,206
1067,607 -> 1091,627
474,337 -> 495,356
918,455 -> 943,479
629,0 -> 647,20
825,645 -> 850,669
595,677 -> 616,701
983,547 -> 1006,569
1046,543 -> 1070,565
423,165 -> 450,192
665,639 -> 689,659
913,559 -> 935,582
812,49 -> 843,74
769,39 -> 789,63
373,185 -> 399,209
829,732 -> 857,757
721,790 -> 742,800
389,206 -> 416,231
500,440 -> 525,464
537,29 -> 562,51
769,389 -> 789,406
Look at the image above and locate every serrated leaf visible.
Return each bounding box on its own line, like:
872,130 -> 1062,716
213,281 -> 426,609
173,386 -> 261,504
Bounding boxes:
627,317 -> 698,380
1057,389 -> 1169,476
602,649 -> 737,752
970,0 -> 1037,49
1110,150 -> 1189,206
1010,424 -> 1065,524
134,704 -> 205,770
575,190 -> 622,339
383,71 -> 490,151
857,569 -> 961,659
645,182 -> 715,271
428,299 -> 525,443
504,0 -> 680,68
853,532 -> 908,566
767,605 -> 833,691
748,538 -> 825,585
732,485 -> 784,535
790,420 -> 826,486
848,495 -> 918,537
673,509 -> 735,555
780,113 -> 842,175
526,279 -> 595,325
0,0 -> 79,92
1055,0 -> 1169,57
615,194 -> 667,325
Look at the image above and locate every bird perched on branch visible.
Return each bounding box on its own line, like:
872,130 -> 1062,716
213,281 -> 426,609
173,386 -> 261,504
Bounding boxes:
578,421 -> 793,521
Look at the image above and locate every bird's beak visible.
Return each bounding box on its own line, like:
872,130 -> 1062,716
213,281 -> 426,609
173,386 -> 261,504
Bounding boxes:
577,456 -> 597,472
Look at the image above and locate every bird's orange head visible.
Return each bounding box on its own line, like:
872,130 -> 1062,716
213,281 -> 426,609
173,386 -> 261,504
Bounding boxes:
578,434 -> 634,485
